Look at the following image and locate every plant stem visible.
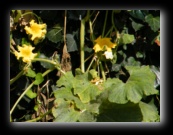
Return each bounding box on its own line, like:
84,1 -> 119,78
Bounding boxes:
80,19 -> 85,73
32,58 -> 57,65
89,19 -> 95,44
102,10 -> 108,37
25,109 -> 52,122
10,70 -> 24,85
22,11 -> 41,23
99,61 -> 106,81
32,58 -> 66,75
111,11 -> 118,35
86,55 -> 96,72
10,68 -> 55,116
105,26 -> 113,37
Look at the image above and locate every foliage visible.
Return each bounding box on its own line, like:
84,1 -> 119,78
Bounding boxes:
10,10 -> 160,122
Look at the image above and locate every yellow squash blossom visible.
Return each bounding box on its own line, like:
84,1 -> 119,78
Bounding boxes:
93,36 -> 117,52
24,20 -> 47,43
14,44 -> 37,63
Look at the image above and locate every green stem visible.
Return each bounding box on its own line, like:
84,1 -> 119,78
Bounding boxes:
10,68 -> 55,116
99,61 -> 106,81
22,12 -> 41,23
80,19 -> 85,73
111,11 -> 118,34
105,25 -> 114,37
32,58 -> 66,75
10,70 -> 24,85
25,109 -> 52,122
89,19 -> 95,43
86,55 -> 96,72
32,58 -> 57,65
102,10 -> 108,37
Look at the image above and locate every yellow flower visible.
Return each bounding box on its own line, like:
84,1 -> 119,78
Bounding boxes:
14,44 -> 37,63
93,36 -> 117,52
24,20 -> 47,43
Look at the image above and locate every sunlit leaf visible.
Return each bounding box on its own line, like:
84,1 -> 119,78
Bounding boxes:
56,71 -> 75,89
139,99 -> 160,122
26,68 -> 36,78
73,78 -> 101,103
78,110 -> 96,122
107,66 -> 159,104
33,73 -> 44,85
53,87 -> 86,110
26,89 -> 37,99
52,99 -> 80,122
145,14 -> 160,32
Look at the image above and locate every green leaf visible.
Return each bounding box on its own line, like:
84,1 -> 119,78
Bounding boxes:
124,56 -> 141,66
46,27 -> 63,43
107,66 -> 159,104
26,89 -> 37,99
56,71 -> 75,89
38,53 -> 55,69
73,78 -> 101,103
53,87 -> 86,111
97,102 -> 142,122
139,100 -> 160,122
128,10 -> 146,21
52,99 -> 80,122
66,34 -> 78,52
132,21 -> 144,32
89,69 -> 98,79
34,73 -> 44,85
21,38 -> 30,45
85,102 -> 100,114
25,68 -> 36,78
52,98 -> 96,122
119,34 -> 135,45
136,51 -> 144,58
145,14 -> 160,32
78,110 -> 96,122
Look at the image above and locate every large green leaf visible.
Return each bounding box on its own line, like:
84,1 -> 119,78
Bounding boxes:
107,66 -> 158,104
46,27 -> 63,43
145,14 -> 160,32
73,77 -> 101,103
52,99 -> 80,122
78,110 -> 97,122
56,71 -> 75,89
52,98 -> 96,122
97,102 -> 142,122
139,100 -> 160,122
53,87 -> 86,111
